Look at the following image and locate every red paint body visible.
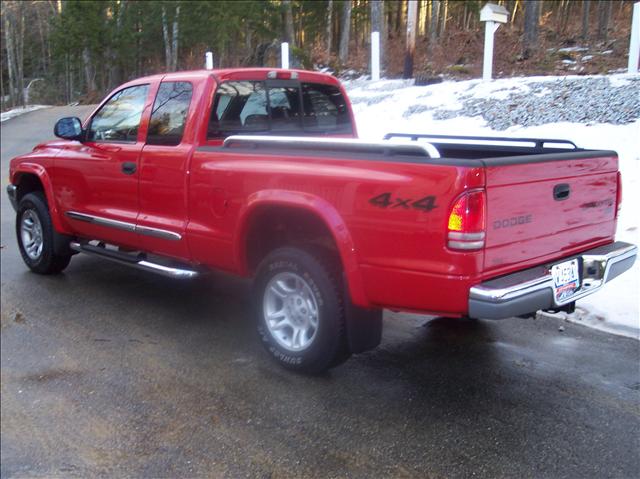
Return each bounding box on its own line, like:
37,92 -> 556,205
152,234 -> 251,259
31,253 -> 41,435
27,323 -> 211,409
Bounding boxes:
9,69 -> 619,316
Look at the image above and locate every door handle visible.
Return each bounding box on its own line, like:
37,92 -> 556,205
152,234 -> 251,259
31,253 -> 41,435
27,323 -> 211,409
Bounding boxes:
121,162 -> 137,175
553,183 -> 570,201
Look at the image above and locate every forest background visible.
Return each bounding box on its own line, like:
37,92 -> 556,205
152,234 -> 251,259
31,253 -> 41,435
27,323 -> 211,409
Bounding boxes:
1,0 -> 637,109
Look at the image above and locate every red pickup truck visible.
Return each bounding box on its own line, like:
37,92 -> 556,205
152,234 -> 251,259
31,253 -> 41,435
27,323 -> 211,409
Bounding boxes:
7,68 -> 637,372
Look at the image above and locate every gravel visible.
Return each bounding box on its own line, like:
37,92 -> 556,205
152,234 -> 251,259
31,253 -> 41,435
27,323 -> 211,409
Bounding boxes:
431,77 -> 640,130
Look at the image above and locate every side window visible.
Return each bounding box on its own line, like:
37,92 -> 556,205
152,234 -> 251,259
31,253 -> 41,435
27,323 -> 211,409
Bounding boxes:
88,84 -> 149,142
302,83 -> 352,134
147,81 -> 193,146
209,81 -> 268,137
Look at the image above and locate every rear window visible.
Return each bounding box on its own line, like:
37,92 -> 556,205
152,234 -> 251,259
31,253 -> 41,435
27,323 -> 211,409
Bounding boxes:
208,81 -> 352,138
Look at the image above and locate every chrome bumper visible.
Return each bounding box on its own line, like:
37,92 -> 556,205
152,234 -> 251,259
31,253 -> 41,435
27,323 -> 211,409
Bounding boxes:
6,184 -> 18,211
468,241 -> 637,319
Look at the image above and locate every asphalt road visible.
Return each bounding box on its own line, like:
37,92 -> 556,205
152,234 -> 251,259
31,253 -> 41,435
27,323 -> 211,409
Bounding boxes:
1,107 -> 639,479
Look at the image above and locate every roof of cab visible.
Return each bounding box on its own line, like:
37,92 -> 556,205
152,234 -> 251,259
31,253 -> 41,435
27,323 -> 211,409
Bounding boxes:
126,68 -> 341,87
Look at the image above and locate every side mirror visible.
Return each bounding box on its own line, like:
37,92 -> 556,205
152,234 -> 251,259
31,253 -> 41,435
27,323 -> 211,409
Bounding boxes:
54,117 -> 84,141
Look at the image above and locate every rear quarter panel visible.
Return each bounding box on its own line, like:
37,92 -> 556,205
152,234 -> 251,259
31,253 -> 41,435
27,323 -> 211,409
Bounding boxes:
186,150 -> 484,311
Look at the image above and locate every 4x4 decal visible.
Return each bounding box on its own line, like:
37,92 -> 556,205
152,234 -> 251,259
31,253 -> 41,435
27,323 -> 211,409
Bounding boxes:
369,193 -> 437,212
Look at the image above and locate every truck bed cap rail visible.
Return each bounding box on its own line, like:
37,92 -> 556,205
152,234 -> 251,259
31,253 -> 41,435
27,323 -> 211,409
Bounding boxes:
223,135 -> 441,159
383,132 -> 578,151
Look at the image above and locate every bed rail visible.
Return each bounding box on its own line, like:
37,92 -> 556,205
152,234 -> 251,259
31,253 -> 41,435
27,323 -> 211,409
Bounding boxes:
223,135 -> 441,159
382,132 -> 578,151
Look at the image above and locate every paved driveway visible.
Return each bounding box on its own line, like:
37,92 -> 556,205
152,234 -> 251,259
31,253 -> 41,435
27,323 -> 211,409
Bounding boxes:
1,107 -> 639,478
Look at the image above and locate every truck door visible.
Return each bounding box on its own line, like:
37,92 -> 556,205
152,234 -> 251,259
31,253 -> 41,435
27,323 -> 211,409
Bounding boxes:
137,80 -> 194,259
54,84 -> 152,249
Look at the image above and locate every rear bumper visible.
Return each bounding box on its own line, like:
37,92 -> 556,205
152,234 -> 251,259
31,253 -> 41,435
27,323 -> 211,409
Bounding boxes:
6,184 -> 18,211
469,241 -> 637,319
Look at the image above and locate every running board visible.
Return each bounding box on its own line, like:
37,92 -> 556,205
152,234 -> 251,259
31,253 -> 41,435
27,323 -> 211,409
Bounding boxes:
69,241 -> 199,279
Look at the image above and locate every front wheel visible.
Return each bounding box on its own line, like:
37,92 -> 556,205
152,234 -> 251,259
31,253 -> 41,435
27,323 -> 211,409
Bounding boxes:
16,192 -> 71,274
253,247 -> 350,374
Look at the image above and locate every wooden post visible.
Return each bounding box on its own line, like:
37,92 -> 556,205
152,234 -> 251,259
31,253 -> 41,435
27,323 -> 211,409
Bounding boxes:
281,42 -> 290,69
371,31 -> 380,80
483,21 -> 500,81
403,0 -> 418,79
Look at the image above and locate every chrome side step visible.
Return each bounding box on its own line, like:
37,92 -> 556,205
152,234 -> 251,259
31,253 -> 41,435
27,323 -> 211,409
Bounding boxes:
69,241 -> 199,279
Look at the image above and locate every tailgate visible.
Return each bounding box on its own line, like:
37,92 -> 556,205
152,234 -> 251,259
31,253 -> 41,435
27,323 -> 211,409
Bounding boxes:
483,153 -> 618,274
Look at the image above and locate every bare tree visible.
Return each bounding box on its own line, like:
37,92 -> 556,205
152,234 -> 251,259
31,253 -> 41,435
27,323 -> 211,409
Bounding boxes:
16,2 -> 24,106
3,7 -> 17,107
326,0 -> 333,54
162,4 -> 180,71
403,0 -> 417,79
370,0 -> 384,69
107,0 -> 127,89
172,5 -> 179,70
429,0 -> 440,50
559,0 -> 572,34
511,0 -> 521,25
582,0 -> 590,41
82,47 -> 96,92
523,0 -> 541,59
34,3 -> 49,76
3,1 -> 27,107
440,0 -> 448,35
283,0 -> 295,47
339,1 -> 352,65
597,0 -> 612,42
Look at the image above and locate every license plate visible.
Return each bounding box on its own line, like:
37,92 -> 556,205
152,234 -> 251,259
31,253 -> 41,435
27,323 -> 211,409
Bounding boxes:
551,259 -> 580,302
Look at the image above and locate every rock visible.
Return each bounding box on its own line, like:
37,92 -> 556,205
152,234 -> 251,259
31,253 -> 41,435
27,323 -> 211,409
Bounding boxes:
415,75 -> 444,86
431,76 -> 640,130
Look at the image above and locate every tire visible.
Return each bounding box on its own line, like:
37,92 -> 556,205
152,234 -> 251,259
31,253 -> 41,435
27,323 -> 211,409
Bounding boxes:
16,192 -> 71,274
254,247 -> 350,374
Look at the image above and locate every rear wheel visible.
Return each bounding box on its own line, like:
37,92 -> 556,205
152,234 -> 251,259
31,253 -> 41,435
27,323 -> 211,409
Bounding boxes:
16,192 -> 71,274
254,247 -> 350,374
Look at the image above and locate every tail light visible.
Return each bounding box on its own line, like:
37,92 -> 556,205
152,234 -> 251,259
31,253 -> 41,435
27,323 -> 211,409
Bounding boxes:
615,171 -> 622,219
447,189 -> 486,250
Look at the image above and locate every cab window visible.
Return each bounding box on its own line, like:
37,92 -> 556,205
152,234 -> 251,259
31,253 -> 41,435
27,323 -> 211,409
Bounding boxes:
147,81 -> 193,146
87,84 -> 149,142
302,83 -> 352,134
209,82 -> 268,136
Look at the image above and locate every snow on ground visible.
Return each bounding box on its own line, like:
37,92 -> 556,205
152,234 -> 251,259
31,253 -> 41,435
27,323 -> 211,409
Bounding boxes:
345,74 -> 640,339
1,105 -> 49,123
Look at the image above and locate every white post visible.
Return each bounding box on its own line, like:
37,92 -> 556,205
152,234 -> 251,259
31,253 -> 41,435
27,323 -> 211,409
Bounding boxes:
483,21 -> 499,81
281,42 -> 290,69
205,51 -> 213,70
629,2 -> 640,74
371,31 -> 380,81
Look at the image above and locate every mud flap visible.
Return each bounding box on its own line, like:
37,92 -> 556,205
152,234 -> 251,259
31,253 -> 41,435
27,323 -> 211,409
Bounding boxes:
53,231 -> 75,256
343,275 -> 383,354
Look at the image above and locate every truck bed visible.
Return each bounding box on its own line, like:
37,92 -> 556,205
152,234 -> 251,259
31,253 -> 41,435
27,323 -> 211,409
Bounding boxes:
211,133 -> 619,296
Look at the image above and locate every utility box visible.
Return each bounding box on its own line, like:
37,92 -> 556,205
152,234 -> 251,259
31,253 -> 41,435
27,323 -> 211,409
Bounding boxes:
480,3 -> 509,24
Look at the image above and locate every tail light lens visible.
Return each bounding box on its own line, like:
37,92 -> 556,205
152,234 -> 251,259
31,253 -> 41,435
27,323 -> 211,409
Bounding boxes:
447,189 -> 486,250
615,171 -> 622,219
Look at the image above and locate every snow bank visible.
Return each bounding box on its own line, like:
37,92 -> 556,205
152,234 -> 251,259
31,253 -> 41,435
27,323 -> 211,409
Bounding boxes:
345,74 -> 640,340
1,105 -> 49,123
